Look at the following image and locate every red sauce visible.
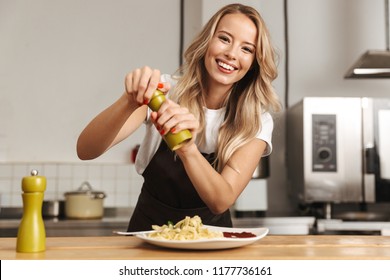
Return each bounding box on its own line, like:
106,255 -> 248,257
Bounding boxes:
223,231 -> 256,238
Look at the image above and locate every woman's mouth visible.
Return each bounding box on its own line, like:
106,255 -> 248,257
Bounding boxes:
217,60 -> 237,72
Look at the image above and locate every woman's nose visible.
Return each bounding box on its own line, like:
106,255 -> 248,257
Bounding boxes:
224,45 -> 238,60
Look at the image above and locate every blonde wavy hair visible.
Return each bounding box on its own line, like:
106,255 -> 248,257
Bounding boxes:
171,3 -> 281,172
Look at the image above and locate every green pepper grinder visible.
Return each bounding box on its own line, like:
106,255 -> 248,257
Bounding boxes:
16,169 -> 46,253
148,89 -> 192,150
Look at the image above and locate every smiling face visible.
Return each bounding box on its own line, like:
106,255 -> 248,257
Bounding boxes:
204,13 -> 258,91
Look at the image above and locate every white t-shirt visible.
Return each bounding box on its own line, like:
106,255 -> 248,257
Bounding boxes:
135,74 -> 274,175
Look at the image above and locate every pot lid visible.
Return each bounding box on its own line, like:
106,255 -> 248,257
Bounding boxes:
64,181 -> 105,196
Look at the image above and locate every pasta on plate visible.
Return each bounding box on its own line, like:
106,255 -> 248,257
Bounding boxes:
148,215 -> 223,241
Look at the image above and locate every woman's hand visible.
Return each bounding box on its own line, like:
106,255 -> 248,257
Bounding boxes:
125,66 -> 198,150
150,99 -> 199,150
124,66 -> 168,107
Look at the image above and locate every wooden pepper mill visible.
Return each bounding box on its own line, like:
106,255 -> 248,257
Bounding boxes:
16,169 -> 46,253
148,89 -> 192,150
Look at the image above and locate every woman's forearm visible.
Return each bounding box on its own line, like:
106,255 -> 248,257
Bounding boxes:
177,144 -> 237,214
177,139 -> 265,214
77,92 -> 145,160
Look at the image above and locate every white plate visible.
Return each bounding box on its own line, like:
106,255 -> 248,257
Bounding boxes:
133,226 -> 269,250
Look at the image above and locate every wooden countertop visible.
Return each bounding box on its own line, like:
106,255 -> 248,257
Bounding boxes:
1,235 -> 390,260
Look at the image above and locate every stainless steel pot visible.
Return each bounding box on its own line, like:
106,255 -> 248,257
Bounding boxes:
42,200 -> 65,218
64,181 -> 106,219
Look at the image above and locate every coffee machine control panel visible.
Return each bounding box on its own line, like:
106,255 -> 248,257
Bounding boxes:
312,114 -> 337,172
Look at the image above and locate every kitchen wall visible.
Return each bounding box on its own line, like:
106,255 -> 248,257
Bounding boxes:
1,0 -> 390,214
288,0 -> 390,104
0,0 -> 180,163
0,0 -> 180,207
0,162 -> 143,207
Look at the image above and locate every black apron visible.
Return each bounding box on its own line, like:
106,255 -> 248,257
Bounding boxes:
127,141 -> 232,231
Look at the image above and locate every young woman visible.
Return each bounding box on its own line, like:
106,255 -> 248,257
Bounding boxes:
77,3 -> 281,231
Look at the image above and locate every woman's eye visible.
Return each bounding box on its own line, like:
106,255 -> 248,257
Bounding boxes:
219,35 -> 230,43
242,46 -> 254,54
